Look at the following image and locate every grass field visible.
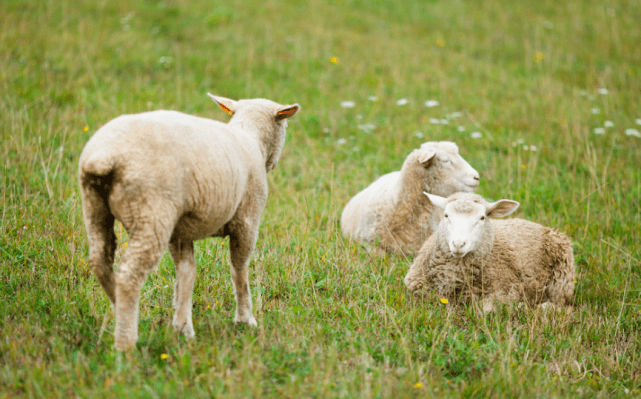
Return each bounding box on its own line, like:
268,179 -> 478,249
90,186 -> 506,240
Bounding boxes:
2,0 -> 641,397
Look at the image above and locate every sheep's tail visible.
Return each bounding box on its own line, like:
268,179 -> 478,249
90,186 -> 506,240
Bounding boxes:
81,150 -> 116,177
79,151 -> 117,198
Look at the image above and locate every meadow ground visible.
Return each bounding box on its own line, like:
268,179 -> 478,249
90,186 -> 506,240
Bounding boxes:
1,0 -> 640,397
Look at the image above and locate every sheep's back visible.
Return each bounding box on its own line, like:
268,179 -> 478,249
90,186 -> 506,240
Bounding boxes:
491,219 -> 560,302
82,110 -> 262,240
341,171 -> 400,240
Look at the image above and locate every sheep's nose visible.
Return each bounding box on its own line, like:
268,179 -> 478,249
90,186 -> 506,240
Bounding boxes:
473,175 -> 480,182
452,240 -> 466,250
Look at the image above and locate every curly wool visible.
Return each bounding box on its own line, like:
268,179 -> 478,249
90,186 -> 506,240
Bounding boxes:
405,194 -> 575,309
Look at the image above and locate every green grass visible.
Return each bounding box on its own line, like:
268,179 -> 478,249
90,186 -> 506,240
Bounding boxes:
2,0 -> 640,397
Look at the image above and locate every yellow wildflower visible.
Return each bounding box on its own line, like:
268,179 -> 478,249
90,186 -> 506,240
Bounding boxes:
161,353 -> 169,360
534,52 -> 544,63
83,126 -> 89,132
330,56 -> 339,64
440,298 -> 449,304
414,382 -> 422,389
436,39 -> 445,47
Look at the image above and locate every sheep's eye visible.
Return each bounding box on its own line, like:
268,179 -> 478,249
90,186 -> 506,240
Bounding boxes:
444,214 -> 449,218
480,216 -> 486,221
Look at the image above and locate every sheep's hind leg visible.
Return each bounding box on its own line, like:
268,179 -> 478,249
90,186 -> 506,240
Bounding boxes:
81,184 -> 117,305
114,217 -> 174,351
227,220 -> 258,327
169,238 -> 196,338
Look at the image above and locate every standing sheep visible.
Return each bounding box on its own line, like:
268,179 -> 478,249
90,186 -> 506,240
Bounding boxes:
404,192 -> 575,311
341,141 -> 480,256
79,94 -> 300,351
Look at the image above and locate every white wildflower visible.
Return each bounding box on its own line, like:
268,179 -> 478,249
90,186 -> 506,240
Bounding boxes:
591,108 -> 600,114
340,101 -> 355,108
396,98 -> 409,106
322,127 -> 330,134
337,138 -> 347,145
440,119 -> 449,124
352,146 -> 360,152
635,119 -> 641,125
358,123 -> 376,133
530,145 -> 538,151
424,100 -> 439,108
449,112 -> 463,119
597,88 -> 609,95
523,145 -> 529,150
593,127 -> 605,135
414,131 -> 424,138
625,128 -> 641,138
429,118 -> 440,124
457,126 -> 465,132
368,96 -> 379,102
516,138 -> 525,144
604,121 -> 614,128
357,114 -> 363,120
470,132 -> 482,139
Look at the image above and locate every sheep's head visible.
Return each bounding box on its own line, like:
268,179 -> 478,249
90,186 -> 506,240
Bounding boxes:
415,141 -> 480,197
207,93 -> 300,172
426,192 -> 519,258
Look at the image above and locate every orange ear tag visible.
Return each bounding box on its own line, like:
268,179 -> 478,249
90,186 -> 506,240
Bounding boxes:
220,104 -> 233,115
278,108 -> 297,116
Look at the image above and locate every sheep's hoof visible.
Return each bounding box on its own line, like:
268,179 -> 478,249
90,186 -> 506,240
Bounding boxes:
172,319 -> 195,338
114,334 -> 138,352
481,300 -> 495,313
234,314 -> 258,327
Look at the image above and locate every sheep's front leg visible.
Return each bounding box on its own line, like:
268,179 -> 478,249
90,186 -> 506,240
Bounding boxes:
227,219 -> 259,326
169,238 -> 196,338
404,262 -> 428,296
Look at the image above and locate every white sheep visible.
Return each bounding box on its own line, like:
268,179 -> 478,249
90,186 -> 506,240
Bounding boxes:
340,141 -> 480,256
79,93 -> 300,351
404,192 -> 576,311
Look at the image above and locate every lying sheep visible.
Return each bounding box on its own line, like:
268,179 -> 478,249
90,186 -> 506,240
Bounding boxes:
341,141 -> 480,256
404,192 -> 575,311
79,93 -> 300,351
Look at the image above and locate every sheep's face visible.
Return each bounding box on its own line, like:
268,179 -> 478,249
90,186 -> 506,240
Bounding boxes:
418,142 -> 480,197
426,192 -> 519,258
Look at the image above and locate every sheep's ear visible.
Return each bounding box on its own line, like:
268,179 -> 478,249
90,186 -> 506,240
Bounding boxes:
424,192 -> 449,210
275,103 -> 301,121
418,148 -> 437,165
485,200 -> 520,218
207,93 -> 237,115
